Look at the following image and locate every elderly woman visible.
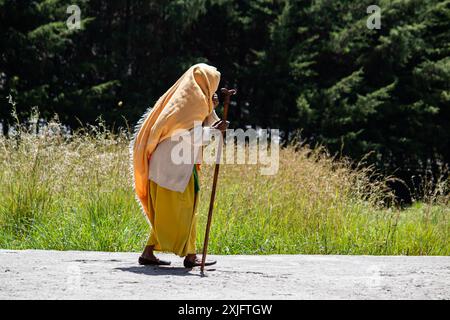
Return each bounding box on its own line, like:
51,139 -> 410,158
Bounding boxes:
131,63 -> 228,268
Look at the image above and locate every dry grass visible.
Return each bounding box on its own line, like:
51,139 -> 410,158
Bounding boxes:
0,109 -> 448,255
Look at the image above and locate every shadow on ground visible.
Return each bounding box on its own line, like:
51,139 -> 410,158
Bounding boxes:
115,266 -> 202,277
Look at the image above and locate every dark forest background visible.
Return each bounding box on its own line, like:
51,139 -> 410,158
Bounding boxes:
0,0 -> 449,201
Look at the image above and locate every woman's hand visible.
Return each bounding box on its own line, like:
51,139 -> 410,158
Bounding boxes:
212,93 -> 219,108
211,119 -> 229,132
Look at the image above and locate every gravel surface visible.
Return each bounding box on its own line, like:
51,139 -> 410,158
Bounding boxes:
0,249 -> 449,299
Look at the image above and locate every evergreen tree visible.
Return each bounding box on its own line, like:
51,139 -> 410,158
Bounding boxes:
0,0 -> 448,194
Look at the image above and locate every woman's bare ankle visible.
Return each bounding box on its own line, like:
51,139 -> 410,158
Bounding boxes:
142,245 -> 157,260
185,254 -> 197,262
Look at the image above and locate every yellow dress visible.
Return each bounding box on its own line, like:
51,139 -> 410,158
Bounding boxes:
146,168 -> 199,257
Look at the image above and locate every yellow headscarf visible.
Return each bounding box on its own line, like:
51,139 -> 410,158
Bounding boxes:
130,63 -> 221,218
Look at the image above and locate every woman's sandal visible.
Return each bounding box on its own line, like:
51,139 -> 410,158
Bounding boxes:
183,257 -> 217,268
138,256 -> 171,266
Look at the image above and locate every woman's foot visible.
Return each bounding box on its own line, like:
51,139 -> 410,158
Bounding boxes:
183,254 -> 217,268
139,245 -> 171,266
138,256 -> 171,266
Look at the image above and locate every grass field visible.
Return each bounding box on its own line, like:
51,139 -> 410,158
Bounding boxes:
0,113 -> 448,255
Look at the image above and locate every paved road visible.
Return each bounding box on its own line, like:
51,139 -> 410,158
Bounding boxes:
0,249 -> 449,299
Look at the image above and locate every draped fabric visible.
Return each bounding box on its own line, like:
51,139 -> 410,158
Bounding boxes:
146,169 -> 199,257
131,63 -> 220,219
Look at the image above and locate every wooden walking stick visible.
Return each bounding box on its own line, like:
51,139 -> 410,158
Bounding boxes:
201,87 -> 237,273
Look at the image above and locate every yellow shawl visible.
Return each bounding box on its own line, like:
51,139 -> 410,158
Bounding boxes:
130,63 -> 221,218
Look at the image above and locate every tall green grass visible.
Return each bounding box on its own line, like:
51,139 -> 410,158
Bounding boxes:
0,110 -> 448,255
